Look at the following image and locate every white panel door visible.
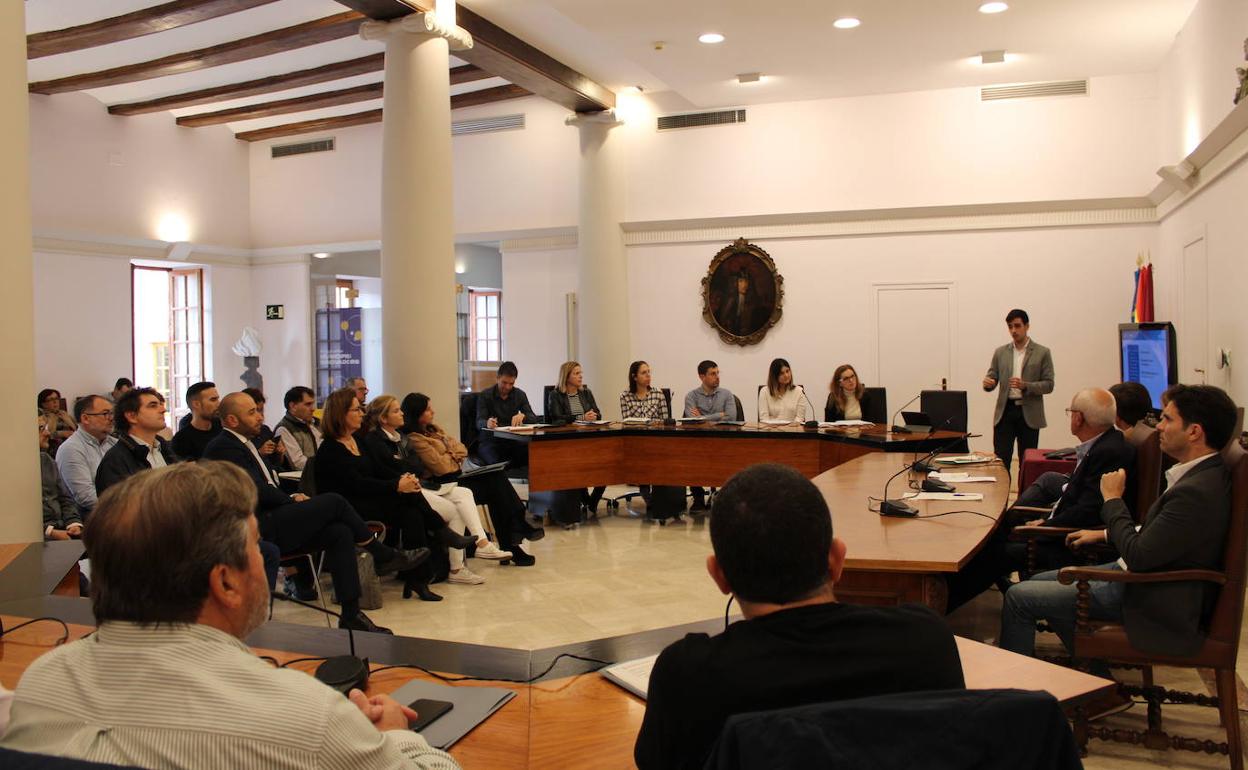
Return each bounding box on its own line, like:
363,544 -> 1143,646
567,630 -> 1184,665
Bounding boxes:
1181,236 -> 1208,384
875,284 -> 953,418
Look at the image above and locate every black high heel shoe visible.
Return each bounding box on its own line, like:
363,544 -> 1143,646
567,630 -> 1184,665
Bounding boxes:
404,583 -> 442,601
436,526 -> 477,550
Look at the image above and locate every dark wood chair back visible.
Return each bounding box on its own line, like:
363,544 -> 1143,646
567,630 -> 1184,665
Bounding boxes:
920,390 -> 968,452
862,386 -> 888,424
1207,442 -> 1248,655
1131,429 -> 1163,522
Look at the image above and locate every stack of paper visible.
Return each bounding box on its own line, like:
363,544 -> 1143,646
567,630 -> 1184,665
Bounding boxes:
600,654 -> 658,700
819,420 -> 873,427
928,472 -> 997,483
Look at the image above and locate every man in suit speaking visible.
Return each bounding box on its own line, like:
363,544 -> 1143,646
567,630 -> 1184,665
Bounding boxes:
983,308 -> 1055,472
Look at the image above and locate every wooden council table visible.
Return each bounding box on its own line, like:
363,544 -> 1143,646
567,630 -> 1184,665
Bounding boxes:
0,613 -> 1114,769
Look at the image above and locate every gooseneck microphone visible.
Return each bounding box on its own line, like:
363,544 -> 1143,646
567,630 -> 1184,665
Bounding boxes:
271,591 -> 369,693
879,422 -> 978,516
889,393 -> 922,434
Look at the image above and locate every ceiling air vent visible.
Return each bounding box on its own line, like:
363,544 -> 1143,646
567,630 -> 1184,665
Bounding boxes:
271,137 -> 335,158
657,109 -> 746,131
452,113 -> 525,136
981,79 -> 1088,101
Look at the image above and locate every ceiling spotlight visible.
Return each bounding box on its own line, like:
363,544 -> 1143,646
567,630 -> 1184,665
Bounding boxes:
979,49 -> 1006,64
737,72 -> 763,84
622,85 -> 645,94
698,32 -> 725,44
833,17 -> 861,29
312,252 -> 330,259
979,2 -> 1009,13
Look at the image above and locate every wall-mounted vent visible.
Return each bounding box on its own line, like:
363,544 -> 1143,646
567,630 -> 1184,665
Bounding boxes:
271,137 -> 335,158
657,109 -> 746,131
452,113 -> 525,136
981,79 -> 1088,101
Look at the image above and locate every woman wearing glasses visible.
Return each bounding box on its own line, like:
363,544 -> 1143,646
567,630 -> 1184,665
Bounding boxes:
825,364 -> 884,423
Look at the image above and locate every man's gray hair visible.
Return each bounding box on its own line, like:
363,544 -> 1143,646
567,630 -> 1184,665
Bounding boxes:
1072,388 -> 1117,430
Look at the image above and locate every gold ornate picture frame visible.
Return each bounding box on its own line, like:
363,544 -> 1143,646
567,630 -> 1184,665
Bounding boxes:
701,237 -> 784,346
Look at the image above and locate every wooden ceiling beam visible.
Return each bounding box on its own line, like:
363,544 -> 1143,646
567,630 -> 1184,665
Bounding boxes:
234,83 -> 530,142
177,82 -> 382,126
174,64 -> 492,126
334,1 -> 614,113
108,53 -> 385,115
29,11 -> 367,95
27,0 -> 281,59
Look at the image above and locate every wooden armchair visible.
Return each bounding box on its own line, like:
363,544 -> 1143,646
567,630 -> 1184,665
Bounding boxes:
1012,430 -> 1163,578
1056,442 -> 1248,767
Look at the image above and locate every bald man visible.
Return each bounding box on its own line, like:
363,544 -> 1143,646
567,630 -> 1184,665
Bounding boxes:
945,388 -> 1136,613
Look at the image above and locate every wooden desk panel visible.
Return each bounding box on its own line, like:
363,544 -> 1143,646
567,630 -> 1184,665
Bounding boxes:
511,423 -> 968,491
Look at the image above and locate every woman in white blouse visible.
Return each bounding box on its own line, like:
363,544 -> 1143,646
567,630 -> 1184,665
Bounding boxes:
758,358 -> 811,423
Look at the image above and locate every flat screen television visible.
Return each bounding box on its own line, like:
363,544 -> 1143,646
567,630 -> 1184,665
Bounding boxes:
1119,322 -> 1178,410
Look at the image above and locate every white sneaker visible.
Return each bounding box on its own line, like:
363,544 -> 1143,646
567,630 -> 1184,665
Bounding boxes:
473,542 -> 513,560
447,567 -> 486,585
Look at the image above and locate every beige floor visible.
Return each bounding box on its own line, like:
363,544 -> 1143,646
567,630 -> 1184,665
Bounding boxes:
271,483 -> 1248,769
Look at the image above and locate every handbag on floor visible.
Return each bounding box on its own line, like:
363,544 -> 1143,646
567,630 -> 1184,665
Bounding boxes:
332,550 -> 383,610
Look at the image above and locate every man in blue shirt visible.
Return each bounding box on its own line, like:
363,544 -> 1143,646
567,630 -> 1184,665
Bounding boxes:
55,394 -> 118,518
683,360 -> 738,511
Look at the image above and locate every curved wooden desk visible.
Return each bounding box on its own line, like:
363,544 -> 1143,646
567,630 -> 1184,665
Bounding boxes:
814,453 -> 1010,610
491,422 -> 968,491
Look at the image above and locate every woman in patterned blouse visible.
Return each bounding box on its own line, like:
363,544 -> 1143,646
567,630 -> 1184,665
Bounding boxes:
620,360 -> 670,420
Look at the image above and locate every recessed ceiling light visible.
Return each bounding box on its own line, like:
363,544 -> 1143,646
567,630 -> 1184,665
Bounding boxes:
698,32 -> 725,44
980,49 -> 1006,64
833,17 -> 861,29
737,72 -> 763,84
979,2 -> 1008,13
312,252 -> 330,259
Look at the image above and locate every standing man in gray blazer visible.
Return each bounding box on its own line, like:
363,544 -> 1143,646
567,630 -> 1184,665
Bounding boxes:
983,308 -> 1055,473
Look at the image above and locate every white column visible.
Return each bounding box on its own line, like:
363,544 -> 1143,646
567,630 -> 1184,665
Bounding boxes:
361,14 -> 471,426
567,111 -> 630,419
0,2 -> 42,544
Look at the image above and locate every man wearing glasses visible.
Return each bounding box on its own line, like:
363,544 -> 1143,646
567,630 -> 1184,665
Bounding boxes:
945,387 -> 1134,612
55,394 -> 119,518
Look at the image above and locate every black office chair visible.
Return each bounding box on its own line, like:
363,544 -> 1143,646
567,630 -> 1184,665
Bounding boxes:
704,688 -> 1079,770
862,386 -> 888,424
920,389 -> 969,453
459,391 -> 483,465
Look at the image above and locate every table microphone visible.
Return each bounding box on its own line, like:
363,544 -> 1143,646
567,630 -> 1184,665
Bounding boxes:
889,393 -> 922,434
270,592 -> 369,694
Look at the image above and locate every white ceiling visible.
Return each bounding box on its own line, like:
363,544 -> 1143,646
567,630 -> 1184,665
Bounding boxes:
468,0 -> 1199,107
24,0 -> 1201,130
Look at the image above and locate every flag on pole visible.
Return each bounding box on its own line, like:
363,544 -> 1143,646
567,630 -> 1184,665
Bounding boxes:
1130,265 -> 1140,322
1137,263 -> 1154,322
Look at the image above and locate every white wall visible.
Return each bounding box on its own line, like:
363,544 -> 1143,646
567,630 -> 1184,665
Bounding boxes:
1157,0 -> 1248,160
32,251 -> 132,401
1155,157 -> 1248,408
621,73 -> 1161,223
248,95 -> 580,248
29,93 -> 251,248
248,261 -> 313,406
499,246 -> 578,404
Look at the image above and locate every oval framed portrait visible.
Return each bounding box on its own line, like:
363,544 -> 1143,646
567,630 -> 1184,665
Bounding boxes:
702,238 -> 784,346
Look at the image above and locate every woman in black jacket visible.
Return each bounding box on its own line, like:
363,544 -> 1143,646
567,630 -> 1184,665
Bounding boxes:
314,388 -> 475,601
544,361 -> 606,522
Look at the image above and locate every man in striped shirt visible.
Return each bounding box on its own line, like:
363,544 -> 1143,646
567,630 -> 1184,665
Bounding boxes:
1,461 -> 459,770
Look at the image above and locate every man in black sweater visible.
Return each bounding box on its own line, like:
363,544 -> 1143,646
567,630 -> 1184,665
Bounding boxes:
475,361 -> 537,468
634,464 -> 965,770
171,381 -> 222,460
